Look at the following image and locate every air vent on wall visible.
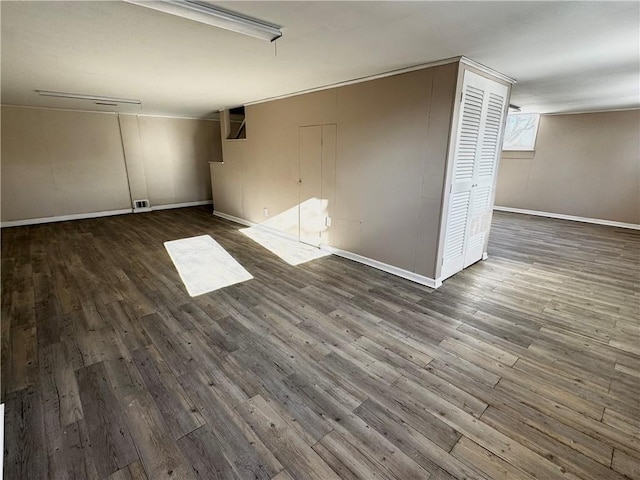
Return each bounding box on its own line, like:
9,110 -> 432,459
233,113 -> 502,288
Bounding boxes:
134,199 -> 151,211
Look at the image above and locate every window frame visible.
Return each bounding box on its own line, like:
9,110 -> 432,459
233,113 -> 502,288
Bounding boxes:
502,112 -> 540,152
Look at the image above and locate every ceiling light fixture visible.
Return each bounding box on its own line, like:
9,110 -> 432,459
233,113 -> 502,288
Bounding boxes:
123,0 -> 282,42
35,90 -> 142,105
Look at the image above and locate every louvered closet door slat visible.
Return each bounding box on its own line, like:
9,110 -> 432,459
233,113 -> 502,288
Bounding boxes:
463,80 -> 509,269
443,191 -> 472,262
453,85 -> 484,182
441,73 -> 489,280
441,70 -> 509,281
478,92 -> 506,179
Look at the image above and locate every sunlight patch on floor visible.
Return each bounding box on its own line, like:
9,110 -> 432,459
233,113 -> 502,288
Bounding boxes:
240,227 -> 330,266
164,234 -> 253,296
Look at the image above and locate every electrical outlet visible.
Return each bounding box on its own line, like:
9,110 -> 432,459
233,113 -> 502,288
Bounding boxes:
263,207 -> 269,217
325,216 -> 332,227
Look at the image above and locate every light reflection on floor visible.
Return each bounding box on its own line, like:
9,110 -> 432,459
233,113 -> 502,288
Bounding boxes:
165,234 -> 253,296
240,227 -> 330,266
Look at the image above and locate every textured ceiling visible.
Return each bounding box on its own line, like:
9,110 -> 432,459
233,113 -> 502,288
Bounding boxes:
1,1 -> 638,118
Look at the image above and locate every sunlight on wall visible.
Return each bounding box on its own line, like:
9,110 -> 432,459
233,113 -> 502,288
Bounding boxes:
260,202 -> 299,231
255,198 -> 330,241
240,227 -> 330,266
299,197 -> 330,246
240,197 -> 331,265
164,234 -> 253,296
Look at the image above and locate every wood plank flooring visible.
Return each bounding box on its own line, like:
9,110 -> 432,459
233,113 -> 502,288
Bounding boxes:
2,207 -> 639,479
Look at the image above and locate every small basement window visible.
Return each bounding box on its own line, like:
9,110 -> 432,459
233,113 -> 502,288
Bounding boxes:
502,113 -> 540,151
227,106 -> 246,140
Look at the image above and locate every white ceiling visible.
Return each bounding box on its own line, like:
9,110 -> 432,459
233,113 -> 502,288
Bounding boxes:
2,1 -> 639,118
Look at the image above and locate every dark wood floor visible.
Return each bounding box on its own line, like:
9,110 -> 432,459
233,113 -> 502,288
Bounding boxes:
2,207 -> 639,480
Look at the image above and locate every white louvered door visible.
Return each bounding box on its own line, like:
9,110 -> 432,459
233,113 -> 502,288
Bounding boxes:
441,70 -> 508,280
463,85 -> 508,267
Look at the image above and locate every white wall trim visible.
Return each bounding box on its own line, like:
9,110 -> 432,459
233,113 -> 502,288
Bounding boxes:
212,210 -> 254,227
543,107 -> 640,116
1,104 -> 220,121
0,403 -> 4,480
1,209 -> 133,228
152,200 -> 213,211
494,206 -> 640,230
320,245 -> 442,289
136,113 -> 220,121
213,210 -> 441,288
1,202 -> 216,227
244,56 -> 516,108
460,56 -> 516,84
0,403 -> 4,478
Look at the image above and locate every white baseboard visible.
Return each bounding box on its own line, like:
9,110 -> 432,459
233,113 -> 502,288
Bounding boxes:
212,211 -> 303,243
494,206 -> 640,230
320,245 -> 441,289
212,210 -> 255,227
0,403 -> 4,479
1,201 -> 215,228
152,200 -> 213,211
0,208 -> 133,228
213,210 -> 441,288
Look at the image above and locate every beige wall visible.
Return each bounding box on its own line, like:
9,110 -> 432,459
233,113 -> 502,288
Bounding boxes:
136,116 -> 220,206
1,106 -> 222,223
495,110 -> 640,224
1,107 -> 131,222
212,62 -> 459,278
119,114 -> 150,203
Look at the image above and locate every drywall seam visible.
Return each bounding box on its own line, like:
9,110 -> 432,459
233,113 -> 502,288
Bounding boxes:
117,115 -> 136,208
412,73 -> 437,274
134,115 -> 151,200
494,206 -> 640,230
1,209 -> 133,228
